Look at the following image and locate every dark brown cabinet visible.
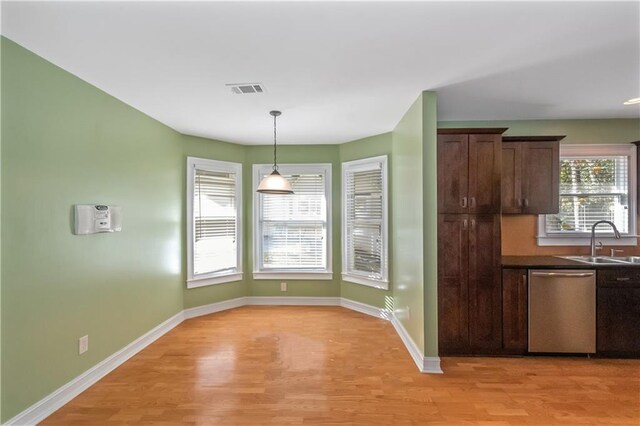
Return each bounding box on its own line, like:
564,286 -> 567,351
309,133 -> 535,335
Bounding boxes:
502,269 -> 528,354
438,214 -> 502,355
438,129 -> 505,214
501,136 -> 563,214
596,269 -> 640,357
438,214 -> 469,353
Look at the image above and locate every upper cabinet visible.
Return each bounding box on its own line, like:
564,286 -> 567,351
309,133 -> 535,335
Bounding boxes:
501,136 -> 564,214
437,129 -> 506,214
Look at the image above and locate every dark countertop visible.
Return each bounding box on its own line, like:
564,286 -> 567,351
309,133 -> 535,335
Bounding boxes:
502,255 -> 640,269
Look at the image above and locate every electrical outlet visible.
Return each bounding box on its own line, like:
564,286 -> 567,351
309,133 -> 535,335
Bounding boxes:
280,282 -> 287,292
79,335 -> 89,355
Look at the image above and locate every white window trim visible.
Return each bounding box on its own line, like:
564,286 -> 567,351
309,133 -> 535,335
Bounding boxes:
341,155 -> 389,290
186,157 -> 243,288
537,144 -> 637,246
252,163 -> 333,280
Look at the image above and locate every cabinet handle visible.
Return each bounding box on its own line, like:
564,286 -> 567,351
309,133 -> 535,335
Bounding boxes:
524,198 -> 529,207
470,219 -> 476,230
531,271 -> 594,278
463,219 -> 468,230
616,277 -> 630,281
517,198 -> 522,207
461,197 -> 468,208
470,197 -> 476,208
522,274 -> 526,285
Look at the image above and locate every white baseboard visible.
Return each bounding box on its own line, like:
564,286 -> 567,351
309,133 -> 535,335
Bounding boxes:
247,296 -> 341,306
6,296 -> 440,425
183,297 -> 248,319
390,315 -> 443,374
423,356 -> 443,374
340,298 -> 390,319
4,311 -> 185,426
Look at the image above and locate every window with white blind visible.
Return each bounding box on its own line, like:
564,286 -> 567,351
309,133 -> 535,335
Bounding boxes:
187,157 -> 242,288
253,164 -> 332,279
538,144 -> 637,246
342,156 -> 388,289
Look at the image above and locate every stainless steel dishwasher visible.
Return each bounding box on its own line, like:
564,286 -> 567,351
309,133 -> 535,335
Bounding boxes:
529,269 -> 596,353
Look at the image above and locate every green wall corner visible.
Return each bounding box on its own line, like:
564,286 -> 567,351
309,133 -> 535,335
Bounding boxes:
422,92 -> 439,358
391,94 -> 425,353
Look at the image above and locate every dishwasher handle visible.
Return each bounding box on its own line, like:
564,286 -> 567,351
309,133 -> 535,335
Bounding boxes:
531,271 -> 594,278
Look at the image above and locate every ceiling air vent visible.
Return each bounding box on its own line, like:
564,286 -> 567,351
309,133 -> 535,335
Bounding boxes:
226,83 -> 265,95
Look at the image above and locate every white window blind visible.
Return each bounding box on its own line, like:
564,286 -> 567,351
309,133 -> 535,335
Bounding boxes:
538,144 -> 637,247
254,164 -> 331,276
194,169 -> 238,274
187,158 -> 242,288
342,156 -> 388,289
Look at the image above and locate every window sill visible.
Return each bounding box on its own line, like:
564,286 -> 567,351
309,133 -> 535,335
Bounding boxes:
187,272 -> 243,289
342,273 -> 389,290
537,236 -> 638,247
253,272 -> 333,280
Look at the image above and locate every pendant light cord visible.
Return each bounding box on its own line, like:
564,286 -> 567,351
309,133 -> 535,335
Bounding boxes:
273,113 -> 278,171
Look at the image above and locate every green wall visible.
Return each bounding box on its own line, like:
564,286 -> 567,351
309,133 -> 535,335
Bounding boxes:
339,133 -> 393,308
1,37 -> 184,421
422,93 -> 439,358
439,119 -> 640,144
391,95 -> 425,352
0,32 -> 3,421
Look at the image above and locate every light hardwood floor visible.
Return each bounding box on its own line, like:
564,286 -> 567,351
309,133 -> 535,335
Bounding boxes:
42,306 -> 639,425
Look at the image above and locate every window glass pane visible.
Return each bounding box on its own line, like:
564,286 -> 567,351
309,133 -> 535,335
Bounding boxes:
262,174 -> 324,221
350,222 -> 382,274
546,156 -> 629,233
262,221 -> 326,269
194,169 -> 237,275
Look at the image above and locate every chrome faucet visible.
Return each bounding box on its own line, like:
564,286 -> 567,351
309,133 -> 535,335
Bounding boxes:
590,220 -> 621,257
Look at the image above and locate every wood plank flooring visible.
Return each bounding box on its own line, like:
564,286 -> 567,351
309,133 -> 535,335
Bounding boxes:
42,306 -> 639,425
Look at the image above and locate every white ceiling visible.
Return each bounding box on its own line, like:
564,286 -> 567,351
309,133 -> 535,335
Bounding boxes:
2,1 -> 639,145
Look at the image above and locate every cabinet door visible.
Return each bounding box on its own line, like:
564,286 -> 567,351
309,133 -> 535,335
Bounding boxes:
468,214 -> 502,353
597,285 -> 640,356
438,134 -> 469,213
521,141 -> 559,214
438,214 -> 470,354
501,142 -> 523,214
468,134 -> 501,214
502,269 -> 528,354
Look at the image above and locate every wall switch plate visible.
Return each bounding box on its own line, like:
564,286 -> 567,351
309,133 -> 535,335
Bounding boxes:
79,335 -> 89,355
280,282 -> 287,292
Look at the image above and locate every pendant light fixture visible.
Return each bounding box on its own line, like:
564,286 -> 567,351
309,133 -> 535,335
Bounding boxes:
257,110 -> 294,194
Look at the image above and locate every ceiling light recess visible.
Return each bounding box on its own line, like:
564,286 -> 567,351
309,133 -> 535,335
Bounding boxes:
226,83 -> 265,95
623,97 -> 640,105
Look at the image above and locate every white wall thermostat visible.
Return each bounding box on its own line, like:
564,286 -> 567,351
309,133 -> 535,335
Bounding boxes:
74,205 -> 122,235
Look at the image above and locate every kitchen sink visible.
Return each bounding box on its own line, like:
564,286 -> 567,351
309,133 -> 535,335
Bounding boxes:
613,256 -> 640,264
558,255 -> 632,265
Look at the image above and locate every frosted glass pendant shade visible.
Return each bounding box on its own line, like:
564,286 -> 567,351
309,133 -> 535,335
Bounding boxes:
257,170 -> 294,194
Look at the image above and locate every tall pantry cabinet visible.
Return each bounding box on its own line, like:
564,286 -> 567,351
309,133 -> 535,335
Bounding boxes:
437,128 -> 506,355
